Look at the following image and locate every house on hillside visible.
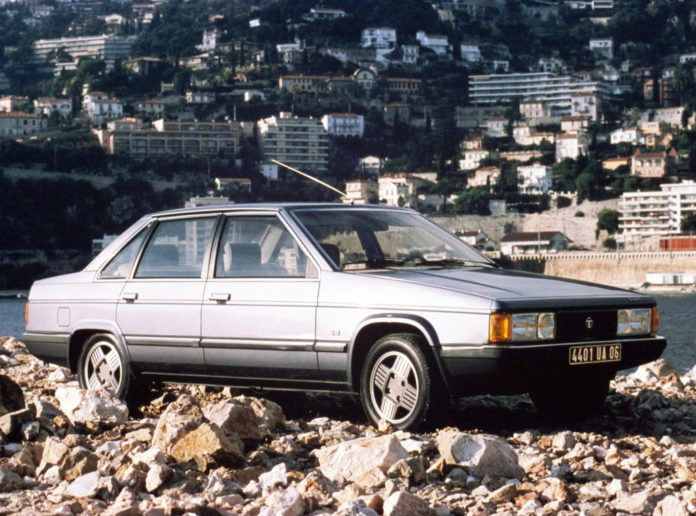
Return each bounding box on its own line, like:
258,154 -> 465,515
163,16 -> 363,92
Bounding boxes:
631,149 -> 678,179
500,231 -> 571,255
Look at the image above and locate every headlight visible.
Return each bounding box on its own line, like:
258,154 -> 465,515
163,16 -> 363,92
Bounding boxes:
489,312 -> 555,343
617,308 -> 653,336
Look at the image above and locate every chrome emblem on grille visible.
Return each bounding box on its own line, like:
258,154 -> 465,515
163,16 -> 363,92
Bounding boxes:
585,317 -> 594,330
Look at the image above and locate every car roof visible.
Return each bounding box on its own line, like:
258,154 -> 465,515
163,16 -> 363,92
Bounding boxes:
151,202 -> 413,219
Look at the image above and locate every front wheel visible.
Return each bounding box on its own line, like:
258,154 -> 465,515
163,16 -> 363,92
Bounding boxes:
360,333 -> 438,430
77,333 -> 133,399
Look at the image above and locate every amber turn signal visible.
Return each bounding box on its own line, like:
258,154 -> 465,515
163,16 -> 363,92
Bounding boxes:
489,313 -> 511,343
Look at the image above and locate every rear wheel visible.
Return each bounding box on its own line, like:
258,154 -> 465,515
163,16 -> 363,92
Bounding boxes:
360,333 -> 438,430
77,333 -> 133,399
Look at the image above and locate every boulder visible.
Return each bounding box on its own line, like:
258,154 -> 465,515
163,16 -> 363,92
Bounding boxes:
234,396 -> 284,437
169,422 -> 244,467
654,495 -> 689,516
0,408 -> 34,439
151,394 -> 205,456
38,437 -> 70,473
0,466 -> 23,492
61,446 -> 100,482
0,375 -> 24,416
202,399 -> 262,441
55,387 -> 128,427
316,434 -> 410,484
145,463 -> 171,493
436,430 -> 524,479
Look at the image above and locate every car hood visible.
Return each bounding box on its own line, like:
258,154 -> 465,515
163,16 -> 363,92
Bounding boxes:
364,267 -> 652,310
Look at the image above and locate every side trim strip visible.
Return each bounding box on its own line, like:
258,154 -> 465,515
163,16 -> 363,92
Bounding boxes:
125,336 -> 200,347
201,338 -> 315,351
315,341 -> 347,353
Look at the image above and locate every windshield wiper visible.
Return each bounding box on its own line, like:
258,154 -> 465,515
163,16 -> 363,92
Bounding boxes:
341,259 -> 407,270
408,258 -> 498,268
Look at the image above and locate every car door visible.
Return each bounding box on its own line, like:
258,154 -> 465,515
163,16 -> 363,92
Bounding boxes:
201,213 -> 320,380
116,215 -> 218,373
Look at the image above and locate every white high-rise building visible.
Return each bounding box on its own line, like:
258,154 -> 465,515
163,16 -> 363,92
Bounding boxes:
258,113 -> 329,175
619,181 -> 696,239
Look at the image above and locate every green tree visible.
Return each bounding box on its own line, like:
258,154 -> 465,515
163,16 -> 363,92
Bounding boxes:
681,212 -> 696,232
597,208 -> 620,235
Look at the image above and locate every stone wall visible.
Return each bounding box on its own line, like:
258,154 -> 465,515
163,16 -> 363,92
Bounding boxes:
507,251 -> 696,288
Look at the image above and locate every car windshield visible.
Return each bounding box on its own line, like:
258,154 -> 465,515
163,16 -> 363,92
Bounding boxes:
292,208 -> 496,271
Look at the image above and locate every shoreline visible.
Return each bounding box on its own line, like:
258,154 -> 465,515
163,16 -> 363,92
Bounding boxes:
0,290 -> 27,299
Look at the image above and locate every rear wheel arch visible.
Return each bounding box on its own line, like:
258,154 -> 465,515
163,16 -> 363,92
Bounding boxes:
68,328 -> 130,374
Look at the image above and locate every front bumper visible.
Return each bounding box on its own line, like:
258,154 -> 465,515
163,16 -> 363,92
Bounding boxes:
439,336 -> 667,396
21,332 -> 70,367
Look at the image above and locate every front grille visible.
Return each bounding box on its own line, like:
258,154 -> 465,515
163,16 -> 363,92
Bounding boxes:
555,309 -> 617,342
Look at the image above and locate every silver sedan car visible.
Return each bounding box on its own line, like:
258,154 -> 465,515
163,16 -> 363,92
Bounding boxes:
23,204 -> 666,429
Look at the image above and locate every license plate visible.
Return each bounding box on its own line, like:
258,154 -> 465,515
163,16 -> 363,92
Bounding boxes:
569,343 -> 622,365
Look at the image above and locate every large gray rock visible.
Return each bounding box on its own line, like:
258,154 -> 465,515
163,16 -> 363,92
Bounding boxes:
64,470 -> 103,498
0,466 -> 23,492
316,434 -> 410,484
234,395 -> 284,437
436,430 -> 524,479
202,399 -> 262,441
55,387 -> 128,427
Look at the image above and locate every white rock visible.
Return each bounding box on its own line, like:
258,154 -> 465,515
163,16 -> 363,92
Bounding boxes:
383,491 -> 434,516
316,434 -> 410,484
64,471 -> 102,498
436,430 -> 524,479
55,387 -> 128,426
654,495 -> 689,516
131,448 -> 166,467
614,490 -> 653,514
259,486 -> 305,516
145,463 -> 171,493
552,431 -> 576,451
258,462 -> 288,492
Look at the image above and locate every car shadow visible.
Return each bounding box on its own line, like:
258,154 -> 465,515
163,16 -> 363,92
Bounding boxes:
268,388 -> 696,442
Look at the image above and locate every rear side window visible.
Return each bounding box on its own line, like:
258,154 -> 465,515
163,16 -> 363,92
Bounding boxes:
135,217 -> 217,278
100,230 -> 148,279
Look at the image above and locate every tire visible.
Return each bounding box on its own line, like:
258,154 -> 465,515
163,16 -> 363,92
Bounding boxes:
77,333 -> 133,400
360,333 -> 438,431
530,376 -> 610,421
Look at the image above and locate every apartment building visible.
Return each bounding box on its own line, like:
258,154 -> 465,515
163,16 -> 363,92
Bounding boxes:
321,113 -> 365,137
278,75 -> 328,94
619,181 -> 696,239
33,97 -> 72,118
361,27 -> 397,49
468,166 -> 500,188
344,179 -> 378,204
416,31 -> 449,55
0,111 -> 46,136
518,163 -> 552,194
555,133 -> 588,162
94,118 -> 241,158
468,72 -> 610,115
631,149 -> 677,179
32,34 -> 134,69
257,113 -> 329,175
0,95 -> 29,112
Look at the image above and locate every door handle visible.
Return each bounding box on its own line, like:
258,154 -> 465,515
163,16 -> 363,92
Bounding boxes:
209,292 -> 231,302
122,292 -> 138,302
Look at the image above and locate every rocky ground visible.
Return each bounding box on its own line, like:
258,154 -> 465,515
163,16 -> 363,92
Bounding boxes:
1,336 -> 696,516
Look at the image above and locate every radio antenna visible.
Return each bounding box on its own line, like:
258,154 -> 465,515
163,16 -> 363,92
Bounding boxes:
271,159 -> 350,202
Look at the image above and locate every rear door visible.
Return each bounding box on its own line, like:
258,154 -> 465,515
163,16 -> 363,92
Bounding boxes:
201,213 -> 320,381
116,215 -> 218,373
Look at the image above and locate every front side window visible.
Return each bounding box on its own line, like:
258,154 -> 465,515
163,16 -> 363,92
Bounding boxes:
100,229 -> 148,279
215,216 -> 307,278
135,217 -> 216,278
